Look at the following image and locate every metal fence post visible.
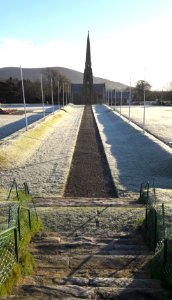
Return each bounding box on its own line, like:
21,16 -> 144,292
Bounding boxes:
14,227 -> 19,262
154,209 -> 157,251
28,210 -> 32,229
164,238 -> 168,270
17,207 -> 21,240
145,207 -> 148,230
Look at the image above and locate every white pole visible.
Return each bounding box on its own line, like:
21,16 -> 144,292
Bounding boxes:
20,66 -> 28,131
129,75 -> 132,122
65,83 -> 68,105
58,81 -> 60,108
115,89 -> 116,110
63,82 -> 64,108
40,74 -> 45,119
143,69 -> 146,132
50,78 -> 54,114
120,90 -> 122,115
111,90 -> 112,106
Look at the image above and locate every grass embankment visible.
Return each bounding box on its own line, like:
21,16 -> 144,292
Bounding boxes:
0,106 -> 74,169
0,190 -> 42,296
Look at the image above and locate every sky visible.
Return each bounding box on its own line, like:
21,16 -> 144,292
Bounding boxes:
0,0 -> 172,90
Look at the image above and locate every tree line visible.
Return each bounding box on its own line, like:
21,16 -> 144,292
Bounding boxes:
0,68 -> 71,104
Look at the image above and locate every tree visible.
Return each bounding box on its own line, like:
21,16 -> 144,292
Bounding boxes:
133,80 -> 151,102
42,68 -> 71,104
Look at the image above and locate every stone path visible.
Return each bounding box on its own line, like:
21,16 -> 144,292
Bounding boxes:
6,199 -> 171,299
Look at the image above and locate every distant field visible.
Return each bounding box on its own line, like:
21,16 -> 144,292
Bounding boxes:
113,105 -> 172,145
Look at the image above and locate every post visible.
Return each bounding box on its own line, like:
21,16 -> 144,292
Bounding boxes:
164,239 -> 168,270
14,227 -> 19,262
20,66 -> 28,130
58,81 -> 60,107
17,207 -> 21,240
154,209 -> 157,251
143,69 -> 146,132
28,210 -> 32,229
62,82 -> 65,108
129,75 -> 131,122
41,74 -> 45,119
115,89 -> 116,110
65,83 -> 68,105
50,78 -> 54,114
120,90 -> 122,115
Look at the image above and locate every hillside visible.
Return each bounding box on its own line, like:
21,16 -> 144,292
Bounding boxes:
0,67 -> 127,90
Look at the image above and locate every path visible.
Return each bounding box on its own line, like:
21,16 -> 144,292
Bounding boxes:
65,105 -> 117,198
6,199 -> 171,299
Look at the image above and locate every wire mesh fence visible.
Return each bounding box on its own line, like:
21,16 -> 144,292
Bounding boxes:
141,181 -> 172,287
0,179 -> 40,289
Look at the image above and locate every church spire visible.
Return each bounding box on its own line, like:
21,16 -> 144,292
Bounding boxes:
85,31 -> 91,69
83,31 -> 94,104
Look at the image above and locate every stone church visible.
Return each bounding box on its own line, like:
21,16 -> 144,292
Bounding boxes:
71,32 -> 105,104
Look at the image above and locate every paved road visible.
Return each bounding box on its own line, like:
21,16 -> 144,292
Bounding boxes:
0,105 -> 61,140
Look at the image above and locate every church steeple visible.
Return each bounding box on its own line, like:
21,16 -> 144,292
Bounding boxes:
85,31 -> 91,69
83,31 -> 94,104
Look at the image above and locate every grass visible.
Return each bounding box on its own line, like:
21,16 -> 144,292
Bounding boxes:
37,206 -> 145,236
0,106 -> 74,169
0,187 -> 42,297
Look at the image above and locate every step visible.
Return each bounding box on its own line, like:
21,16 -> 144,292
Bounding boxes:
8,284 -> 171,300
26,276 -> 161,289
30,241 -> 149,256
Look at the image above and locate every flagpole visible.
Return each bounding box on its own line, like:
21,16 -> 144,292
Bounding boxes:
143,69 -> 146,132
129,75 -> 131,122
50,78 -> 55,114
20,66 -> 28,131
40,74 -> 45,119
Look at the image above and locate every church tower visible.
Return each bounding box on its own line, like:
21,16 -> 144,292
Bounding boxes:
83,31 -> 94,104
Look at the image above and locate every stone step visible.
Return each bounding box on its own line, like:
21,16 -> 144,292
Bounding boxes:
34,196 -> 140,207
32,254 -> 151,280
32,267 -> 151,280
25,276 -> 161,289
30,240 -> 149,256
7,284 -> 171,300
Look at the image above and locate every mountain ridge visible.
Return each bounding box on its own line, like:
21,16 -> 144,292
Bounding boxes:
0,67 -> 127,90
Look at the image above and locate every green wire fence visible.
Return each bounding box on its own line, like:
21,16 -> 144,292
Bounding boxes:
0,179 -> 40,287
140,181 -> 172,287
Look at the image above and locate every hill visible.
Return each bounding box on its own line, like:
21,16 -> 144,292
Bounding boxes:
0,67 -> 127,90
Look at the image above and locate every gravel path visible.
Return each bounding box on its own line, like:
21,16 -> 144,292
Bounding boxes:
0,106 -> 84,198
64,105 -> 117,198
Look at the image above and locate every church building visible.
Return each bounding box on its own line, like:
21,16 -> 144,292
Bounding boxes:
71,32 -> 105,104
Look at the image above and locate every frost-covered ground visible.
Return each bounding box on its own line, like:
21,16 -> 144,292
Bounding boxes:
0,104 -> 171,203
0,104 -> 60,139
113,105 -> 172,145
93,105 -> 172,203
0,105 -> 84,198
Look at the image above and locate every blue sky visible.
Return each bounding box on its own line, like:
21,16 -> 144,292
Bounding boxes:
0,0 -> 172,89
